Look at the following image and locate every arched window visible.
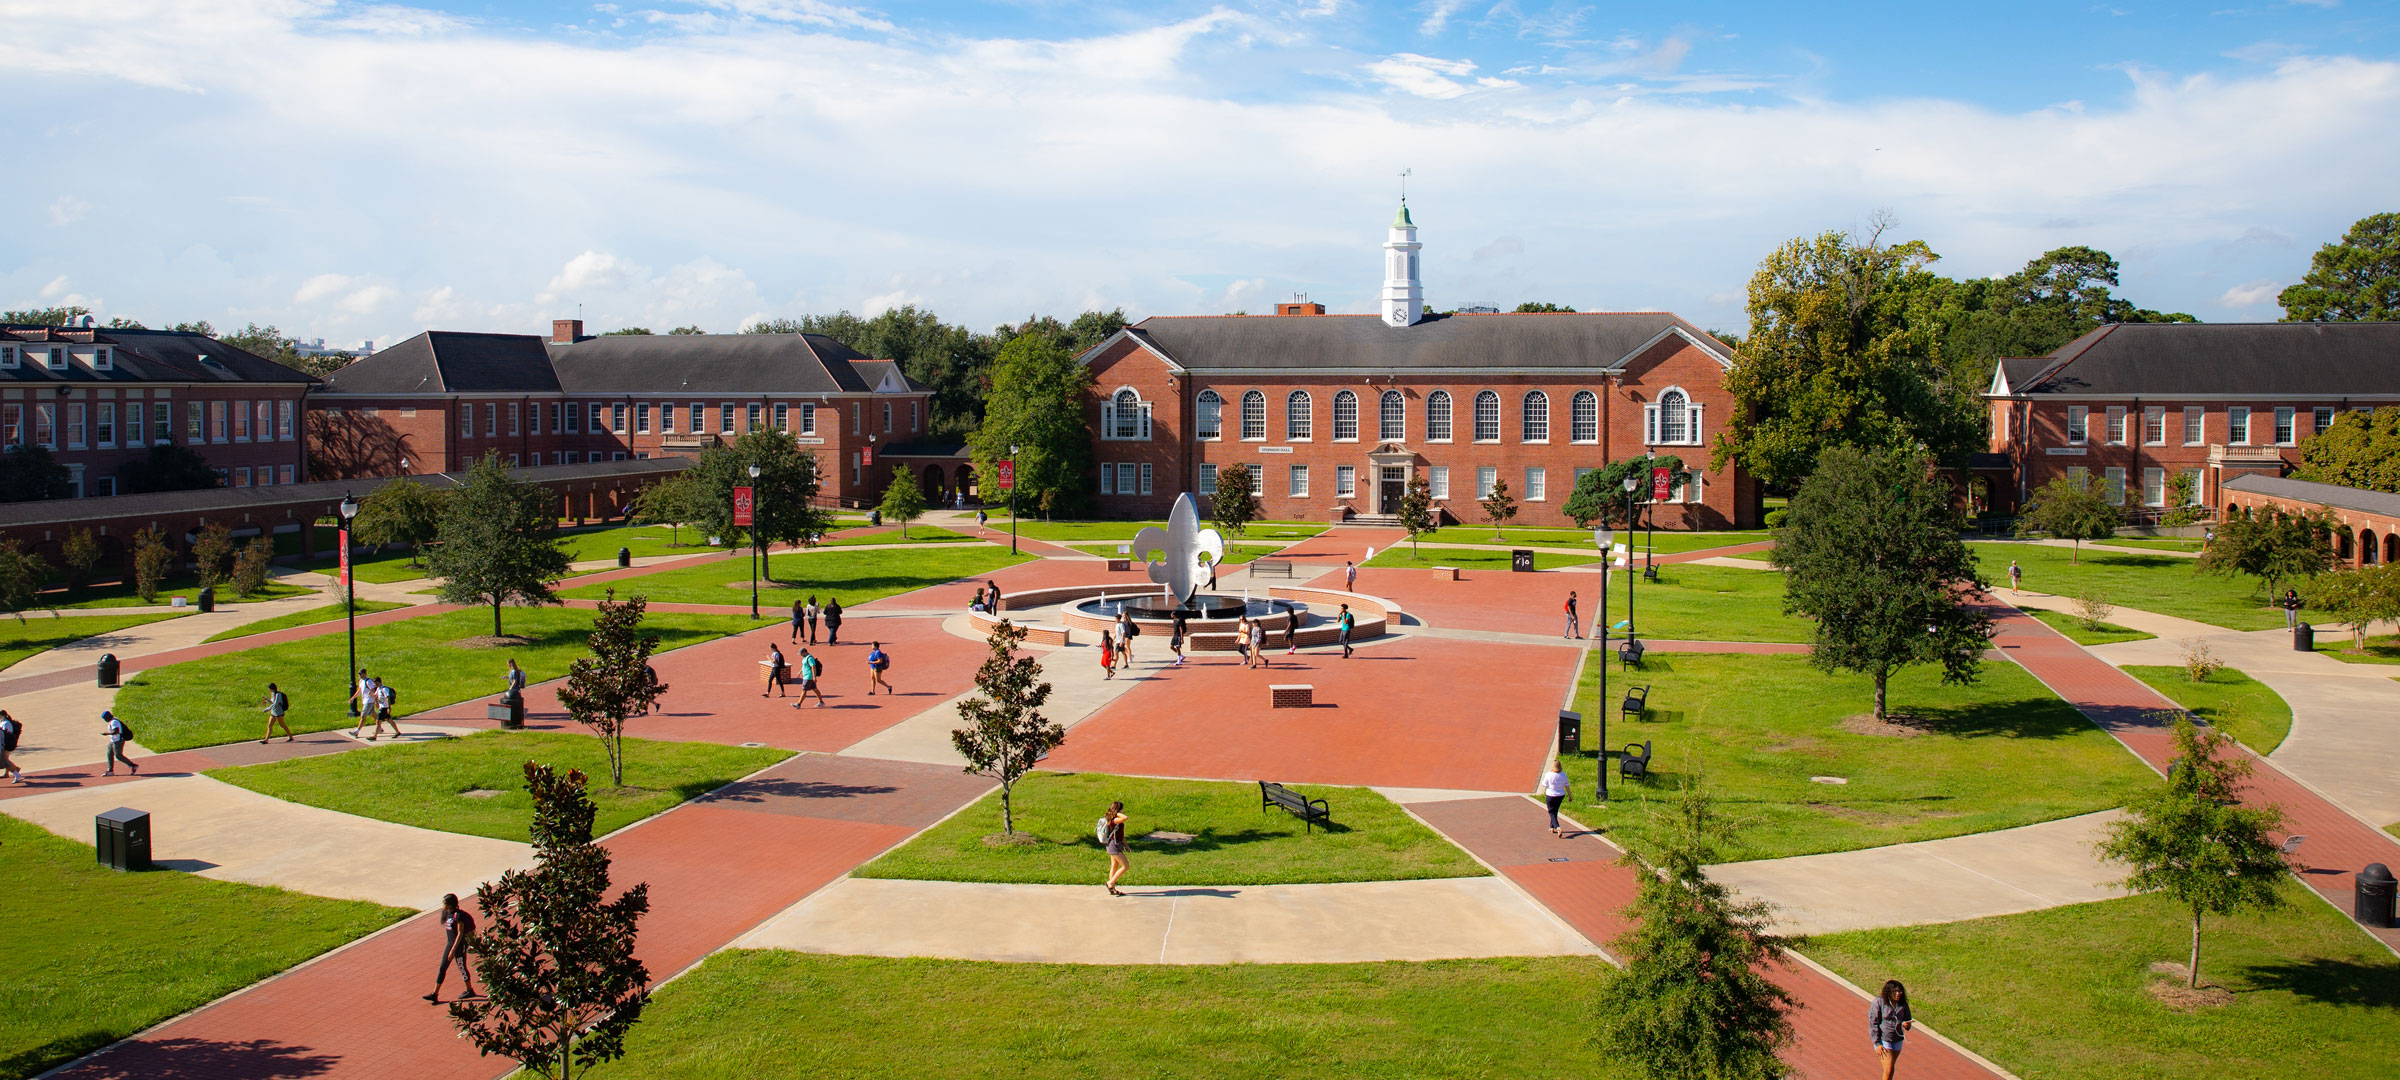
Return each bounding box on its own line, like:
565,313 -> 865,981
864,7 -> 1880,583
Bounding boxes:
1241,390 -> 1266,440
1521,390 -> 1549,442
1379,390 -> 1406,441
1473,390 -> 1501,442
1644,388 -> 1702,446
1571,390 -> 1598,442
1332,391 -> 1359,441
1105,388 -> 1149,441
1195,390 -> 1223,441
1286,390 -> 1313,440
1426,390 -> 1452,441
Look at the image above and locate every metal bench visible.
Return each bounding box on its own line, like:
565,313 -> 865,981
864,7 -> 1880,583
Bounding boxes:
1619,637 -> 1647,670
1621,684 -> 1650,721
1259,780 -> 1333,832
1250,558 -> 1295,578
1619,740 -> 1654,780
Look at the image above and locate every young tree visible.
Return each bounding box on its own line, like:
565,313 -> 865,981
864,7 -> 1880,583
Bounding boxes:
1480,477 -> 1517,538
2095,716 -> 2290,989
2279,211 -> 2400,323
2159,472 -> 2202,528
2197,504 -> 2336,597
59,528 -> 101,592
1210,463 -> 1260,537
1773,446 -> 1994,721
1593,783 -> 1797,1080
427,452 -> 574,637
682,431 -> 831,579
230,535 -> 275,598
0,540 -> 51,621
1396,471 -> 1436,555
967,333 -> 1096,521
950,620 -> 1064,837
2017,472 -> 2122,564
879,470 -> 928,538
355,478 -> 449,567
452,761 -> 651,1079
191,522 -> 236,589
629,471 -> 709,548
2299,564 -> 2400,651
131,527 -> 173,603
555,591 -> 669,787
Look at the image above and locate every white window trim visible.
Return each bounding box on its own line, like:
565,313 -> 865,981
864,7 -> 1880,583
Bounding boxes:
1641,386 -> 1705,447
1101,387 -> 1153,442
1334,464 -> 1355,498
2143,406 -> 2166,446
1195,390 -> 1224,442
1426,390 -> 1454,444
2067,405 -> 2088,446
1471,390 -> 1501,444
1332,391 -> 1360,443
1524,466 -> 1546,501
1240,391 -> 1268,442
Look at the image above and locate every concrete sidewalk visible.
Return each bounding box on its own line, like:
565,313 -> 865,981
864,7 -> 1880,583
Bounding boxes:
836,614 -> 1152,765
1710,810 -> 2129,935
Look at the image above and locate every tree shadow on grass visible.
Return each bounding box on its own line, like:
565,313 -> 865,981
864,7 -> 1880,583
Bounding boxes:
2239,956 -> 2400,1009
14,1036 -> 338,1080
1902,697 -> 2098,740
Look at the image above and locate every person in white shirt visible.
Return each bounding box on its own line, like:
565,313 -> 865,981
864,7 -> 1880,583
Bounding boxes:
1538,761 -> 1571,837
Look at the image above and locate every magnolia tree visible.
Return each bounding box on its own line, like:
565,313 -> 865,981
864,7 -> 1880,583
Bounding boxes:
951,620 -> 1064,836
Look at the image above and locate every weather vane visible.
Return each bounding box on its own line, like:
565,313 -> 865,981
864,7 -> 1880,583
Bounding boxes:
1399,167 -> 1411,202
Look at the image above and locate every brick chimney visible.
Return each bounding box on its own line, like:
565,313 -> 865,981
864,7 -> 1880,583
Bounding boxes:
551,319 -> 584,344
1274,301 -> 1326,316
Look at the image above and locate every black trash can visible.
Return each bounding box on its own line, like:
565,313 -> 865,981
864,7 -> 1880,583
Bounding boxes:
2359,863 -> 2397,928
1510,549 -> 1535,572
2294,622 -> 2314,651
1556,710 -> 1582,755
196,586 -> 215,614
870,510 -> 882,527
96,653 -> 119,689
617,546 -> 632,568
487,689 -> 526,730
95,807 -> 151,872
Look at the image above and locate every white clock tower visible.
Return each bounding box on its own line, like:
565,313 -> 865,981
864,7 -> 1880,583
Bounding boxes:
1381,201 -> 1424,328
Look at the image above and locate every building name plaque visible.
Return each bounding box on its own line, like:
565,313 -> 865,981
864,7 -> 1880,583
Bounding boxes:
2043,447 -> 2087,456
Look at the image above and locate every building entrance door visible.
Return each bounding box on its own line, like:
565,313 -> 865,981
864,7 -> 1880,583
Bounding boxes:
1379,466 -> 1407,514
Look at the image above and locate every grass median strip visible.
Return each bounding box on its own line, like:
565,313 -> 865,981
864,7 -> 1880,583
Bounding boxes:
986,519 -> 1328,543
584,951 -> 1621,1080
0,611 -> 189,670
855,772 -> 1486,886
2122,665 -> 2293,754
1601,562 -> 1812,643
0,815 -> 408,1080
2028,608 -> 2157,646
559,545 -> 1034,608
1366,546 -> 1603,571
1970,541 -> 2310,630
209,730 -> 790,841
115,606 -> 763,752
815,526 -> 976,546
1566,651 -> 2151,860
1420,524 -> 1766,553
201,600 -> 408,643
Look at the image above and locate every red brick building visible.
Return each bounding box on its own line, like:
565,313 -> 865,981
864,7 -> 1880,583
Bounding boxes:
1072,204 -> 1756,529
1985,322 -> 2400,516
308,321 -> 934,505
2222,473 -> 2400,567
1,322 -> 315,498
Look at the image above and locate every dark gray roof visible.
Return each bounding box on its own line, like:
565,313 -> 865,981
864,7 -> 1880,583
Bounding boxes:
1999,322 -> 2400,397
0,457 -> 689,528
1995,356 -> 2052,393
0,325 -> 317,386
548,333 -> 916,394
319,332 -> 558,394
2223,473 -> 2400,520
1118,312 -> 1730,371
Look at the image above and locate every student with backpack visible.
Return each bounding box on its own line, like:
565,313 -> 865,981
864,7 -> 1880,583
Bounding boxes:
100,710 -> 138,776
793,650 -> 827,708
804,595 -> 821,644
866,642 -> 894,695
1564,591 -> 1581,639
823,598 -> 844,644
1113,611 -> 1136,668
425,893 -> 481,1004
350,667 -> 375,736
1099,800 -> 1130,896
369,680 -> 402,741
1338,604 -> 1356,659
764,644 -> 790,697
0,710 -> 23,785
260,682 -> 295,744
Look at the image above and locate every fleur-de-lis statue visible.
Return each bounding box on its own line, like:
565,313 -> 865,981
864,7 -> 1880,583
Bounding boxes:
1132,493 -> 1225,607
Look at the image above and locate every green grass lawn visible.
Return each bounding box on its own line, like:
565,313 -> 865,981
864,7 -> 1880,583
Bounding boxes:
1365,545 -> 1603,571
114,606 -> 762,752
295,544 -> 440,584
990,519 -> 1327,543
2123,665 -> 2294,753
1807,882 -> 2400,1080
210,730 -> 789,841
2029,607 -> 2157,646
1422,525 -> 1765,554
1066,542 -> 1286,565
2099,537 -> 2206,553
0,611 -> 189,670
1972,541 -> 2311,630
815,525 -> 976,546
40,576 -> 317,610
1607,562 -> 1814,643
584,951 -> 1623,1080
560,546 -> 1034,608
2311,630 -> 2400,665
1564,652 -> 2151,860
201,600 -> 408,643
858,772 -> 1485,886
0,815 -> 407,1080
556,523 -> 735,562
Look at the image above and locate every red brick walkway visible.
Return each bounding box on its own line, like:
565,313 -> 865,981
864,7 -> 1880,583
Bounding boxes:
1988,600 -> 2400,956
52,754 -> 994,1080
1408,796 -> 2007,1080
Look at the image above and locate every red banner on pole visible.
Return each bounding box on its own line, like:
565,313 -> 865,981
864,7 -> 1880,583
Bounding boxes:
732,486 -> 755,527
338,527 -> 351,589
861,445 -> 874,468
1651,466 -> 1671,501
995,460 -> 1016,490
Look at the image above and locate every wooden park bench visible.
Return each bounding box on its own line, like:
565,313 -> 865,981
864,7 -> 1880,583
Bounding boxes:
1619,740 -> 1654,780
1259,781 -> 1333,832
1250,558 -> 1295,579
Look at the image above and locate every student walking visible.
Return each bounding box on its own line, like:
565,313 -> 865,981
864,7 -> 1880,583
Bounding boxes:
0,710 -> 23,785
1098,633 -> 1117,680
424,893 -> 481,1004
866,642 -> 894,695
2007,560 -> 2022,594
1344,560 -> 1358,592
1235,616 -> 1254,668
1282,613 -> 1297,656
260,682 -> 294,744
823,598 -> 844,644
1564,591 -> 1581,639
1168,612 -> 1187,666
804,596 -> 821,644
1870,980 -> 1912,1079
1338,604 -> 1356,659
101,710 -> 138,776
794,650 -> 827,707
370,680 -> 402,740
764,644 -> 790,697
1538,761 -> 1570,837
1100,800 -> 1130,896
790,597 -> 807,641
1249,619 -> 1267,668
2284,588 -> 2303,629
350,667 -> 375,736
986,580 -> 1002,612
1113,611 -> 1136,667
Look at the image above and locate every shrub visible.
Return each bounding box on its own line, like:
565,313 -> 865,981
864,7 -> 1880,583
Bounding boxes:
191,523 -> 235,589
1763,507 -> 1789,529
2180,639 -> 2221,683
2074,591 -> 2114,632
230,535 -> 274,598
132,527 -> 173,603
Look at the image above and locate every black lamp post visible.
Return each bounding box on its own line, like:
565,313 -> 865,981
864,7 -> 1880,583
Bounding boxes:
1593,521 -> 1614,800
748,463 -> 762,620
1008,444 -> 1020,556
338,492 -> 360,717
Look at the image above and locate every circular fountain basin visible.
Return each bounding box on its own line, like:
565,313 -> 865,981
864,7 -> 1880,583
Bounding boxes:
1074,593 -> 1300,623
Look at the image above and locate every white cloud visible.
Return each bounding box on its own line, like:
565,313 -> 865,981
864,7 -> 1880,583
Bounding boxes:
2218,279 -> 2283,307
294,273 -> 356,304
1366,53 -> 1485,98
48,196 -> 91,225
542,252 -> 643,301
1418,0 -> 1466,35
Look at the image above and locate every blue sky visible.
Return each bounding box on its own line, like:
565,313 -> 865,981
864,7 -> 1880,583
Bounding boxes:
5,1 -> 2396,347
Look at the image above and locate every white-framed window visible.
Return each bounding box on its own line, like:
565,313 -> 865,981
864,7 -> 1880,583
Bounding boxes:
2143,406 -> 2165,445
508,453 -> 520,466
211,401 -> 227,442
2142,467 -> 2165,507
1644,388 -> 1703,446
2274,406 -> 2296,445
45,347 -> 66,371
94,347 -> 111,371
96,402 -> 115,447
1475,465 -> 1497,498
2312,405 -> 2335,435
1198,462 -> 1219,494
2228,406 -> 2251,445
687,401 -> 703,433
1286,391 -> 1312,440
608,403 -> 624,434
1100,462 -> 1113,494
1241,390 -> 1267,441
1379,391 -> 1405,441
2068,405 -> 2088,445
2104,406 -> 2125,444
189,402 -> 204,442
749,403 -> 763,432
278,400 -> 294,440
1426,390 -> 1453,442
1333,391 -> 1359,441
236,466 -> 251,487
613,451 -> 627,461
1521,390 -> 1549,443
800,403 -> 817,435
1196,390 -> 1223,441
910,401 -> 919,431
549,402 -> 562,434
231,400 -> 249,441
2104,466 -> 2127,505
1289,464 -> 1309,497
881,401 -> 892,433
1472,390 -> 1500,442
660,404 -> 676,433
2067,465 -> 2089,487
1571,390 -> 1599,443
1525,466 -> 1546,500
1116,462 -> 1138,495
1249,464 -> 1265,496
1430,465 -> 1450,500
1669,472 -> 1703,504
1139,462 -> 1152,495
774,403 -> 788,431
0,345 -> 14,369
126,403 -> 143,447
256,401 -> 272,444
2181,468 -> 2204,506
35,403 -> 55,448
156,401 -> 173,443
2183,406 -> 2203,445
561,403 -> 578,434
1574,466 -> 1594,485
1104,388 -> 1151,441
96,475 -> 116,496
1336,464 -> 1355,497
68,403 -> 86,448
634,403 -> 649,434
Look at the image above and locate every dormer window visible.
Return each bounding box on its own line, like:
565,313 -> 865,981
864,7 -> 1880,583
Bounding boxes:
46,348 -> 66,371
93,347 -> 112,371
0,345 -> 15,369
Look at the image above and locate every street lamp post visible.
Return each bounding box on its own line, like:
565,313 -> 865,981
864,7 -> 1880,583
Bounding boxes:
338,492 -> 360,717
748,463 -> 763,620
1008,444 -> 1020,557
1593,522 -> 1614,801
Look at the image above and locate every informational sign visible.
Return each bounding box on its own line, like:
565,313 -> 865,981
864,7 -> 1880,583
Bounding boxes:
1651,465 -> 1672,501
338,527 -> 351,589
995,459 -> 1016,490
732,486 -> 755,527
861,445 -> 874,467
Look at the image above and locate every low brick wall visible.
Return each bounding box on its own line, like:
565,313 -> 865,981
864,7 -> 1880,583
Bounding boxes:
1270,684 -> 1314,708
961,611 -> 1071,647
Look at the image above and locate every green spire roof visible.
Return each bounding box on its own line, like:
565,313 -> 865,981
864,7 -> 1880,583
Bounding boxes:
1393,201 -> 1414,228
